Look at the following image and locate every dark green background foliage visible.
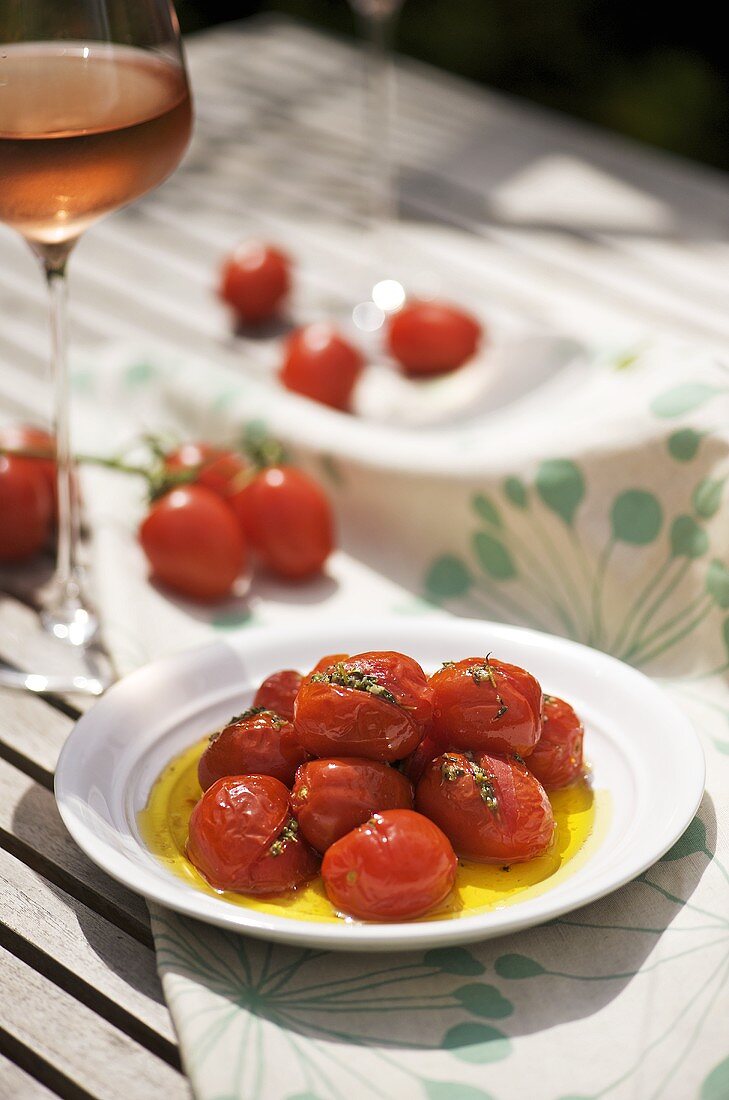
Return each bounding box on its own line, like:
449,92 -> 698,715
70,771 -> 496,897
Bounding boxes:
176,0 -> 729,172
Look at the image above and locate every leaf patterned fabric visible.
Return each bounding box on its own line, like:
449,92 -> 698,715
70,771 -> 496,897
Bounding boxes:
74,340 -> 729,1100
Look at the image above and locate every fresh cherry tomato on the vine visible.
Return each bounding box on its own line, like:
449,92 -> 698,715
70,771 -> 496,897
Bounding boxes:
415,751 -> 555,864
187,774 -> 319,894
0,424 -> 56,514
293,651 -> 432,763
291,757 -> 413,852
0,455 -> 53,563
321,808 -> 457,921
387,301 -> 483,376
198,708 -> 308,790
164,442 -> 247,499
219,242 -> 291,325
231,465 -> 334,580
139,485 -> 246,601
279,323 -> 364,412
253,669 -> 303,721
527,695 -> 585,790
430,656 -> 542,757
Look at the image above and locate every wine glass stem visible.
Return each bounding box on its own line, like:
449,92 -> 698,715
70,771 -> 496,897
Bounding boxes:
46,263 -> 78,593
359,8 -> 397,228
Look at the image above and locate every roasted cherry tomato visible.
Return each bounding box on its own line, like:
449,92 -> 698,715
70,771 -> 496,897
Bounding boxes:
291,757 -> 413,852
322,809 -> 457,921
527,695 -> 584,790
0,424 -> 56,514
230,465 -> 334,580
0,454 -> 53,563
430,656 -> 542,757
164,442 -> 247,499
279,323 -> 364,412
294,651 -> 432,763
219,242 -> 291,325
400,725 -> 446,786
387,301 -> 483,376
198,708 -> 308,790
253,669 -> 303,721
139,485 -> 246,601
187,774 -> 319,894
415,751 -> 554,864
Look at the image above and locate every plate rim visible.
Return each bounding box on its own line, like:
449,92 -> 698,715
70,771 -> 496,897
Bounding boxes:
54,617 -> 706,951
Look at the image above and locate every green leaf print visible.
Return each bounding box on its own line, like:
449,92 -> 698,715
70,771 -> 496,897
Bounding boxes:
670,515 -> 710,559
423,948 -> 485,976
472,494 -> 502,527
701,1055 -> 729,1100
667,428 -> 703,461
535,459 -> 585,526
693,478 -> 725,519
423,1082 -> 495,1100
661,816 -> 709,862
473,532 -> 517,580
651,383 -> 724,418
503,476 -> 528,509
453,984 -> 514,1019
441,1023 -> 511,1064
611,490 -> 663,545
425,556 -> 473,600
494,954 -> 546,979
707,561 -> 729,609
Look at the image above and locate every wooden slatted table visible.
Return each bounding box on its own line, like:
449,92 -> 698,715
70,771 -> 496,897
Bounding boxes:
1,16 -> 728,1099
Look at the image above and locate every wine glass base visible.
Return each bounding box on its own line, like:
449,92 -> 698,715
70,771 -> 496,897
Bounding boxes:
41,603 -> 99,647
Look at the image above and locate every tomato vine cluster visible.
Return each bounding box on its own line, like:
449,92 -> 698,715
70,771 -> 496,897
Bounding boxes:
186,649 -> 585,922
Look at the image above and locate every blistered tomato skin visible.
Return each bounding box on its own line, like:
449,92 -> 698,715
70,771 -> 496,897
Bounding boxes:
187,775 -> 289,891
430,657 -> 542,757
415,751 -> 555,864
293,652 -> 432,763
400,726 -> 446,786
198,710 -> 308,790
253,669 -> 303,721
321,809 -> 457,921
527,695 -> 585,790
291,757 -> 413,852
187,775 -> 319,895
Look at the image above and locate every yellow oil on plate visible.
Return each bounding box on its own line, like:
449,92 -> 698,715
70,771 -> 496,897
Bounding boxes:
138,736 -> 605,925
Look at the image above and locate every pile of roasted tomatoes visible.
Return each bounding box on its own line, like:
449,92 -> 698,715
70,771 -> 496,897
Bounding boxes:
187,649 -> 585,922
219,242 -> 484,412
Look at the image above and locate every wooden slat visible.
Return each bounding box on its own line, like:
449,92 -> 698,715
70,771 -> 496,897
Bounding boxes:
0,847 -> 176,1052
0,1053 -> 57,1100
0,757 -> 151,945
0,685 -> 72,784
0,946 -> 189,1100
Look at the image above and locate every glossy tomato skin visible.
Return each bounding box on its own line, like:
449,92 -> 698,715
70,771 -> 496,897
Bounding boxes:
139,485 -> 246,602
430,657 -> 542,757
400,725 -> 447,786
291,757 -> 413,852
187,774 -> 319,895
415,751 -> 554,864
293,651 -> 432,763
219,243 -> 291,325
309,653 -> 350,676
527,695 -> 584,790
230,466 -> 333,580
0,455 -> 53,562
198,709 -> 308,790
187,774 -> 289,890
165,442 -> 247,499
387,301 -> 483,376
280,323 -> 364,412
322,809 -> 457,921
253,669 -> 303,721
0,424 -> 57,515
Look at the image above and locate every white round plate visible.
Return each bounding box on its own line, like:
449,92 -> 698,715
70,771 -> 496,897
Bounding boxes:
55,618 -> 704,952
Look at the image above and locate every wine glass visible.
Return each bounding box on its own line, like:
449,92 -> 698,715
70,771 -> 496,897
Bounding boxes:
0,1 -> 192,650
348,0 -> 407,327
